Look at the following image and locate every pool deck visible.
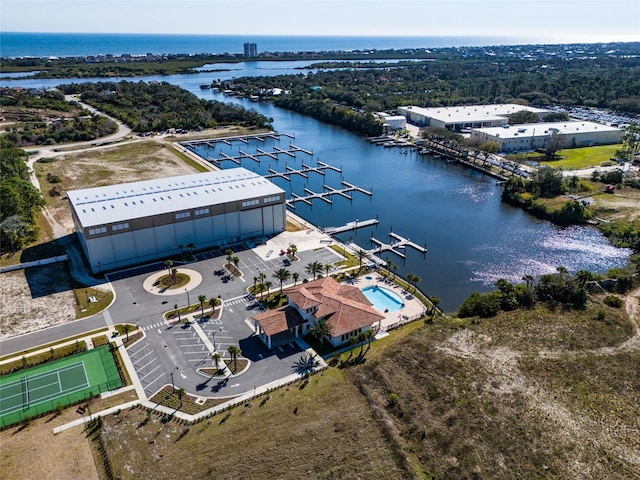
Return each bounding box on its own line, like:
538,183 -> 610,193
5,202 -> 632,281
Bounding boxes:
355,272 -> 427,332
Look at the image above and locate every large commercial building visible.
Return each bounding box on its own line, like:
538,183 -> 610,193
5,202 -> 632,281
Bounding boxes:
397,104 -> 549,130
470,121 -> 622,153
69,168 -> 286,273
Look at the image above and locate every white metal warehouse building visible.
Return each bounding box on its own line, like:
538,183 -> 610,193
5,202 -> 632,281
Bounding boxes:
69,168 -> 286,273
396,104 -> 549,130
469,121 -> 622,153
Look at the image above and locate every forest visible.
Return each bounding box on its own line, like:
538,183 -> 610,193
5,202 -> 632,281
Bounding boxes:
219,47 -> 640,135
0,87 -> 118,146
59,81 -> 272,132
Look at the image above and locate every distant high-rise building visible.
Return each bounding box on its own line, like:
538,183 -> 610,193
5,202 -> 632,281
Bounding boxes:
243,42 -> 258,58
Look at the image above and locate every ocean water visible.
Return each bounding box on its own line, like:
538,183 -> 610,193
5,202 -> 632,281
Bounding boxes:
0,32 -> 539,58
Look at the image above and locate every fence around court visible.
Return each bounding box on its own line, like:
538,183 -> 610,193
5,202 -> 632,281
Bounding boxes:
0,345 -> 123,429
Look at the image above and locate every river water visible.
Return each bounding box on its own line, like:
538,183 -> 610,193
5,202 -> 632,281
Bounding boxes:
1,65 -> 631,311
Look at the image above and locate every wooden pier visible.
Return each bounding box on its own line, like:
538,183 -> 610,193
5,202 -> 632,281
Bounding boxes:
323,218 -> 379,234
286,181 -> 372,208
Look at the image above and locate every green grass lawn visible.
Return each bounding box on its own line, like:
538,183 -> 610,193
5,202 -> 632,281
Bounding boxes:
541,144 -> 622,169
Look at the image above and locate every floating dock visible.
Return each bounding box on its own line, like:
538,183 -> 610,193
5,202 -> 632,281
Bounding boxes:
286,181 -> 372,208
180,132 -> 294,149
265,161 -> 342,181
367,231 -> 427,260
323,218 -> 379,234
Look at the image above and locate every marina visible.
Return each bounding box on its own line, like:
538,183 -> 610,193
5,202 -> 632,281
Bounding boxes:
287,181 -> 373,208
367,231 -> 427,261
323,218 -> 379,234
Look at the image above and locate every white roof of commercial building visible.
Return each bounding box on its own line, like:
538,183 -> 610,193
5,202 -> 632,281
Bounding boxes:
473,121 -> 621,140
399,103 -> 549,124
69,167 -> 284,228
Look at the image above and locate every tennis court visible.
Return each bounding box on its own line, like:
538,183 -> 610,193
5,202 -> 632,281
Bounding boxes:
0,345 -> 123,427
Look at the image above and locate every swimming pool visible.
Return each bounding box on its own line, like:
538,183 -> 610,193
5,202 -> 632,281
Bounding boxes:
362,285 -> 404,313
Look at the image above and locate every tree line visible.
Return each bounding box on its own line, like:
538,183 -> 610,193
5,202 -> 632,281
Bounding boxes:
59,81 -> 273,133
0,87 -> 118,146
224,50 -> 640,122
0,138 -> 45,252
458,265 -> 636,319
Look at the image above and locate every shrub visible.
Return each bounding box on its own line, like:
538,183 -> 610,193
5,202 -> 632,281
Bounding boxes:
388,393 -> 399,407
603,295 -> 623,308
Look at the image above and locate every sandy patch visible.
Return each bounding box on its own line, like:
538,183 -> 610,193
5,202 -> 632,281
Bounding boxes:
0,268 -> 76,340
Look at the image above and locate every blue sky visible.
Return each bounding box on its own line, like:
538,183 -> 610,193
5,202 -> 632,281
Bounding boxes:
2,0 -> 639,42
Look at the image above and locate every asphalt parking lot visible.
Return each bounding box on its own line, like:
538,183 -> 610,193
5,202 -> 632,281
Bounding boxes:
109,243 -> 341,399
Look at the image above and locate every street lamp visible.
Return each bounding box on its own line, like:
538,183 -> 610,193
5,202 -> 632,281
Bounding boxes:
170,366 -> 179,393
185,288 -> 190,308
211,327 -> 222,351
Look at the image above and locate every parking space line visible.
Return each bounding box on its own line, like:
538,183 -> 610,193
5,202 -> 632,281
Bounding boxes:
143,373 -> 166,390
138,357 -> 159,370
133,350 -> 154,364
139,364 -> 163,382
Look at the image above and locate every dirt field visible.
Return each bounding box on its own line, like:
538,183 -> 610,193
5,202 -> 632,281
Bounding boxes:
0,127 -> 254,340
0,390 -> 138,480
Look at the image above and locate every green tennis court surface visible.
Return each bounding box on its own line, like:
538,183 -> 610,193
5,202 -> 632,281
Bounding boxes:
0,345 -> 123,427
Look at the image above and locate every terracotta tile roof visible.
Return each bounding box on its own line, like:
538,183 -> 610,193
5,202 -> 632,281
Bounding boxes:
286,277 -> 384,337
252,305 -> 305,337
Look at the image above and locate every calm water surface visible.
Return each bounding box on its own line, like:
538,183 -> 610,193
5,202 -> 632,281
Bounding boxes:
1,69 -> 631,311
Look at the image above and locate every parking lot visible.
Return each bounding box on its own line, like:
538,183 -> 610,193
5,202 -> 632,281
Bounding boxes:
108,234 -> 341,399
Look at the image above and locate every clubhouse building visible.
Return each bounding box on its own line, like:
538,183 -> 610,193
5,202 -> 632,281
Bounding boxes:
252,277 -> 384,349
69,168 -> 286,273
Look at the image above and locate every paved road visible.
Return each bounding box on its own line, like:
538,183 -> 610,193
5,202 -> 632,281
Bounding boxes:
1,242 -> 341,398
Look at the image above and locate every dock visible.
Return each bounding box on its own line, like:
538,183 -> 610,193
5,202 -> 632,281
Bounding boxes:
180,132 -> 294,149
367,231 -> 427,260
265,161 -> 342,181
323,218 -> 379,234
286,181 -> 372,208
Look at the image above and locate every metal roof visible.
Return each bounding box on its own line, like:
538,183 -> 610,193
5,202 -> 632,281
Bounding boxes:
399,103 -> 549,124
68,167 -> 284,228
473,121 -> 622,140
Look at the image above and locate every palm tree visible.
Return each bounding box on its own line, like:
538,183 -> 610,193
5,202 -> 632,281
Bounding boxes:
209,297 -> 218,310
225,249 -> 234,265
407,274 -> 422,292
227,345 -> 241,373
386,259 -> 397,280
292,272 -> 300,286
272,268 -> 291,294
177,244 -> 184,259
310,319 -> 330,345
187,243 -> 195,258
348,335 -> 358,357
263,281 -> 272,299
122,323 -> 133,342
364,329 -> 375,353
232,256 -> 240,270
198,294 -> 206,315
430,296 -> 441,320
170,267 -> 178,282
522,274 -> 534,288
305,261 -> 322,281
174,303 -> 181,323
324,263 -> 333,277
357,331 -> 367,356
165,259 -> 174,275
288,243 -> 298,260
177,387 -> 185,406
211,352 -> 221,374
356,249 -> 368,271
